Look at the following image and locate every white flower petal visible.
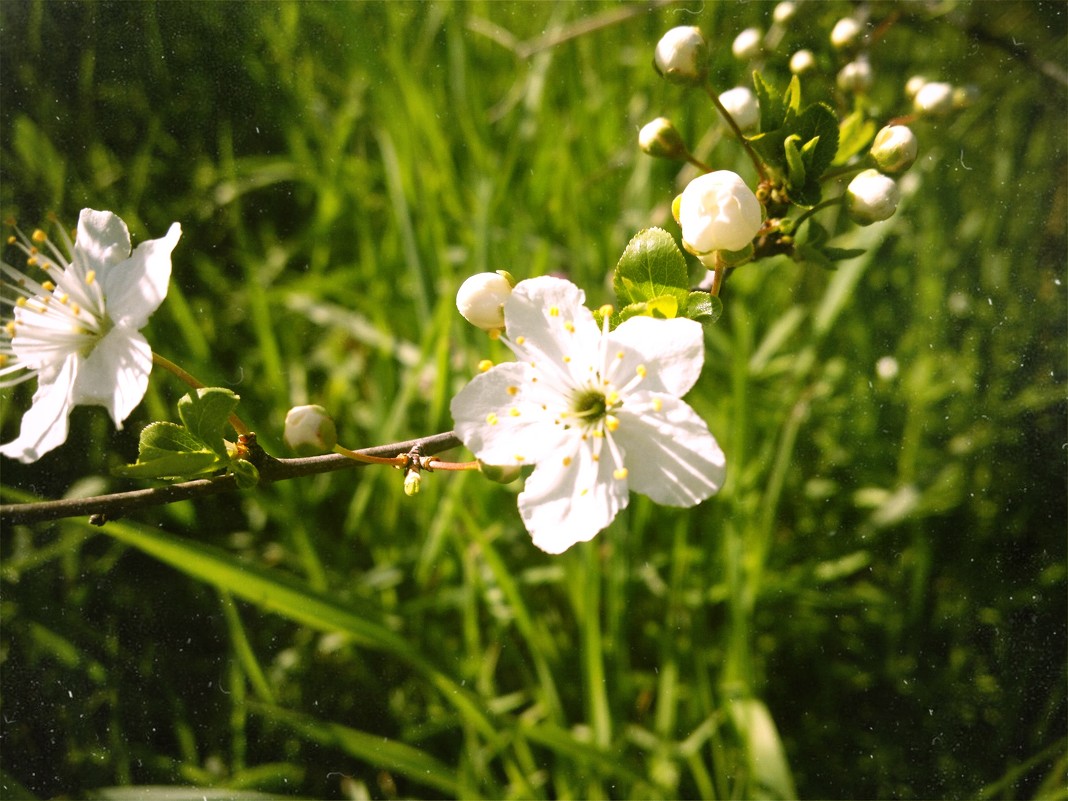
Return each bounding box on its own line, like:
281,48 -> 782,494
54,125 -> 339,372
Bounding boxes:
72,329 -> 152,427
0,356 -> 79,463
450,362 -> 570,466
101,222 -> 181,327
606,316 -> 704,396
503,276 -> 601,367
613,394 -> 725,506
519,440 -> 629,553
74,209 -> 132,271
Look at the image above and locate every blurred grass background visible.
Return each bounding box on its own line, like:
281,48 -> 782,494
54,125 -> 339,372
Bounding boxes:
1,1 -> 1065,798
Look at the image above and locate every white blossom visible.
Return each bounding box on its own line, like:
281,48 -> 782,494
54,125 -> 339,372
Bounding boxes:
1,209 -> 180,462
718,87 -> 760,132
677,171 -> 763,256
450,276 -> 725,553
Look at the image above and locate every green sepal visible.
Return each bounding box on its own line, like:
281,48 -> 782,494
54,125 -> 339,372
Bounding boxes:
613,228 -> 690,312
229,458 -> 260,489
686,290 -> 723,324
177,387 -> 240,457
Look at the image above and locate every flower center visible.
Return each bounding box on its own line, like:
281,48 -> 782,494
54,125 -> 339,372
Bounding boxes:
571,388 -> 608,422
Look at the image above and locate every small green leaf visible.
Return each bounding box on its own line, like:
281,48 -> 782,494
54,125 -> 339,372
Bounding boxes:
782,74 -> 803,123
138,421 -> 213,460
686,290 -> 723,324
229,459 -> 260,489
113,451 -> 223,480
796,103 -> 839,182
613,228 -> 689,309
784,134 -> 807,190
824,246 -> 866,262
753,71 -> 784,132
177,387 -> 240,457
834,110 -> 878,166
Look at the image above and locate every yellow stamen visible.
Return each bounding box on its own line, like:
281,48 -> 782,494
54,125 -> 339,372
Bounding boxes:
488,328 -> 501,340
6,235 -> 15,245
605,415 -> 620,432
515,335 -> 526,345
598,304 -> 614,317
70,303 -> 81,316
41,281 -> 55,292
563,356 -> 571,363
4,322 -> 15,336
606,391 -> 620,405
26,257 -> 38,268
613,468 -> 629,480
652,398 -> 663,412
507,385 -> 519,395
562,456 -> 572,467
564,321 -> 575,333
549,306 -> 559,317
486,412 -> 499,425
16,297 -> 27,307
514,455 -> 525,462
509,408 -> 520,417
31,229 -> 47,244
85,270 -> 96,285
636,364 -> 647,378
616,351 -> 625,360
478,359 -> 493,372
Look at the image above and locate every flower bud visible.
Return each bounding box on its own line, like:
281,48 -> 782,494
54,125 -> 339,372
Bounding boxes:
837,57 -> 873,93
403,468 -> 421,496
731,27 -> 762,60
830,17 -> 862,49
789,49 -> 816,74
284,405 -> 337,455
456,271 -> 514,331
638,117 -> 688,159
677,171 -> 763,255
654,27 -> 708,84
479,461 -> 522,484
904,75 -> 928,100
846,169 -> 900,225
772,1 -> 797,24
913,81 -> 954,117
870,125 -> 918,174
718,87 -> 760,132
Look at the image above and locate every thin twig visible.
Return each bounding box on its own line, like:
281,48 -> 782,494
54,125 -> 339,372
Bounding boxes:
1,431 -> 462,526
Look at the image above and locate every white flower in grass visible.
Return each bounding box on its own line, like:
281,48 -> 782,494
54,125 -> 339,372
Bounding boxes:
1,209 -> 181,463
450,276 -> 726,554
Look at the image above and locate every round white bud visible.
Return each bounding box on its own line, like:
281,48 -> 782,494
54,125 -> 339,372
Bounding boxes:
870,125 -> 918,174
913,81 -> 955,117
718,87 -> 760,131
846,169 -> 901,226
837,57 -> 873,93
830,17 -> 862,49
905,75 -> 928,99
790,49 -> 816,74
654,26 -> 708,84
456,272 -> 514,331
638,117 -> 688,159
677,171 -> 763,255
283,405 -> 337,455
732,27 -> 763,60
773,1 -> 797,24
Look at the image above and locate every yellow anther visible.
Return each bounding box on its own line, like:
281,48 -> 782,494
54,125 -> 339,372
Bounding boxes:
598,304 -> 614,317
613,467 -> 629,480
488,328 -> 501,340
58,293 -> 69,304
606,391 -> 620,405
605,415 -> 620,432
564,321 -> 575,333
549,306 -> 559,317
509,407 -> 521,417
16,297 -> 27,307
4,322 -> 15,336
652,398 -> 663,412
515,335 -> 526,345
478,359 -> 493,372
70,303 -> 81,316
85,270 -> 96,285
506,385 -> 519,395
486,412 -> 499,425
563,355 -> 571,363
592,431 -> 604,440
41,280 -> 55,292
591,453 -> 600,461
26,256 -> 38,267
636,364 -> 647,378
514,454 -> 525,462
31,229 -> 47,243
562,456 -> 572,467
0,354 -> 7,367
616,351 -> 625,360
6,235 -> 15,245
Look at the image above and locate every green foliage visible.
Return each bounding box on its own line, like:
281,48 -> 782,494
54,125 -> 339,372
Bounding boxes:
1,2 -> 1064,800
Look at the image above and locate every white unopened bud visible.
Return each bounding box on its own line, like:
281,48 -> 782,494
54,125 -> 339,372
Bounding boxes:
790,49 -> 816,74
732,27 -> 763,60
677,171 -> 763,255
654,27 -> 708,84
772,1 -> 797,24
638,117 -> 688,159
830,17 -> 862,49
837,57 -> 873,93
913,81 -> 954,117
871,125 -> 918,174
718,87 -> 760,131
284,405 -> 337,455
846,169 -> 900,225
456,271 -> 514,331
905,75 -> 928,100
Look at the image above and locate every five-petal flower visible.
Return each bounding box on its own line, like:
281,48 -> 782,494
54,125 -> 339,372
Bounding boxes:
1,209 -> 181,463
450,276 -> 725,553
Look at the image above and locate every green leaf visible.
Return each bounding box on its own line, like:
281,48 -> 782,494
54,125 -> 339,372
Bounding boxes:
229,458 -> 260,489
796,102 -> 839,181
784,134 -> 806,190
612,228 -> 689,309
686,290 -> 723,324
834,110 -> 877,166
782,74 -> 803,123
824,246 -> 867,262
112,450 -> 222,480
752,70 -> 784,132
795,244 -> 836,271
138,421 -> 213,459
177,387 -> 240,457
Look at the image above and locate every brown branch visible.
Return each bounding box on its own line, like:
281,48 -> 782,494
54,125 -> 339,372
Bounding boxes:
1,431 -> 463,526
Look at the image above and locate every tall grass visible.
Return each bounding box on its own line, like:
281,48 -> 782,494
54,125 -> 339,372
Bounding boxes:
1,2 -> 1065,799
